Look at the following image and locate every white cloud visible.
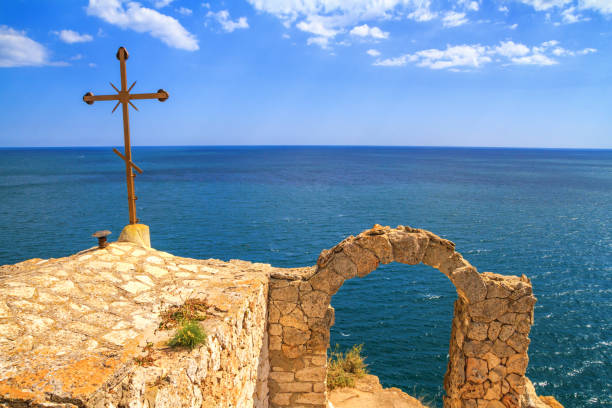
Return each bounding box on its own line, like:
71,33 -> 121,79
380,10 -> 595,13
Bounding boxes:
71,54 -> 83,60
153,0 -> 174,8
55,29 -> 93,43
442,11 -> 468,27
579,0 -> 612,14
207,10 -> 249,32
86,0 -> 198,51
560,6 -> 590,23
515,0 -> 572,11
177,7 -> 192,16
374,39 -> 596,70
89,62 -> 97,67
509,23 -> 519,29
552,46 -> 596,56
350,24 -> 389,39
407,3 -> 437,21
373,54 -> 416,66
0,26 -> 55,67
499,5 -> 510,12
307,36 -> 330,49
458,0 -> 480,11
511,54 -> 557,65
296,16 -> 339,38
495,40 -> 530,57
366,49 -> 381,56
247,0 -> 436,47
416,44 -> 491,69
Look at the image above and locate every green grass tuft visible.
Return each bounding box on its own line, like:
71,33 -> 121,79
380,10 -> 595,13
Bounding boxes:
167,320 -> 207,349
327,344 -> 368,391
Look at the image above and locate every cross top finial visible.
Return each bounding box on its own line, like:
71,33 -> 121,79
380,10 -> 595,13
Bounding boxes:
83,47 -> 169,225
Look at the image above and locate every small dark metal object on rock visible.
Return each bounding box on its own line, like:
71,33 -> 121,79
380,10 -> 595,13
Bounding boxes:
92,230 -> 111,249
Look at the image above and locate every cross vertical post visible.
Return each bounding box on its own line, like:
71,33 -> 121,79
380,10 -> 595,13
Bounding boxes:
83,46 -> 169,226
118,48 -> 138,224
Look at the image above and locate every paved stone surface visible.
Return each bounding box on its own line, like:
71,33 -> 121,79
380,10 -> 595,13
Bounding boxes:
0,242 -> 296,408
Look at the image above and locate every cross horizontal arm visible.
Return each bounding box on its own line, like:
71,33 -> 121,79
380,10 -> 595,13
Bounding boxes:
83,93 -> 120,103
130,91 -> 169,101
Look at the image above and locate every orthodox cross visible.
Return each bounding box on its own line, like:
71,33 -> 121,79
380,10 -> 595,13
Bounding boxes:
83,46 -> 168,225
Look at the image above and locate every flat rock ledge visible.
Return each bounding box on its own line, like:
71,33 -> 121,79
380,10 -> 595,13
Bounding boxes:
0,242 -> 289,408
328,374 -> 429,408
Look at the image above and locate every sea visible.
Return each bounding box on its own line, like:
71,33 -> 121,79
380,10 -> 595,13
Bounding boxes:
0,146 -> 610,407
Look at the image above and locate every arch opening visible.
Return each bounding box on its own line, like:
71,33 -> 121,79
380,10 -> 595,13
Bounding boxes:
267,225 -> 537,408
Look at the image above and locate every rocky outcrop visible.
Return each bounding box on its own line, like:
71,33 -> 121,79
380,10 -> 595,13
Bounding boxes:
328,374 -> 428,408
0,224 -> 556,408
0,242 -> 274,407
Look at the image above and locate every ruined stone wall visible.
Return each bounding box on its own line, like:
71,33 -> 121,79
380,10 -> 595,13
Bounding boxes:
266,225 -> 537,408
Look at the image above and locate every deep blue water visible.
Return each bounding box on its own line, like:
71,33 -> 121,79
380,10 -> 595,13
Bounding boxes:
0,146 -> 610,407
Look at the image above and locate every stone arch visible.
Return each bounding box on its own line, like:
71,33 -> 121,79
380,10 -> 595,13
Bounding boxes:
267,225 -> 537,408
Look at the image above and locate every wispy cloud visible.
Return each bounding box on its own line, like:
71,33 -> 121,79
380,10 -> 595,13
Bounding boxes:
176,7 -> 192,16
350,24 -> 389,39
207,10 -> 249,33
366,49 -> 381,57
54,29 -> 93,43
373,40 -> 596,70
86,0 -> 198,51
442,11 -> 468,27
0,26 -> 65,67
246,0 -> 435,48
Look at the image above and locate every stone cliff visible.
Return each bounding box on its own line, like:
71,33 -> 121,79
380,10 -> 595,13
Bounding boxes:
0,225 -> 562,408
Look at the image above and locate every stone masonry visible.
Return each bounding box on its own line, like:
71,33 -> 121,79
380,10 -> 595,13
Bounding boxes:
0,242 -> 277,407
0,224 -> 541,408
267,225 -> 537,408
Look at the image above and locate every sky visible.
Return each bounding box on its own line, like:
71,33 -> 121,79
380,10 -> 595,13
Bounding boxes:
0,0 -> 610,148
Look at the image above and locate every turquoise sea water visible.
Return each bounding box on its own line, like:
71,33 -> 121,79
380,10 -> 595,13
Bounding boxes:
0,146 -> 610,406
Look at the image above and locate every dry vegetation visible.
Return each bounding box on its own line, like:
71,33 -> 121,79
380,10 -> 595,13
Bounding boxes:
327,344 -> 368,391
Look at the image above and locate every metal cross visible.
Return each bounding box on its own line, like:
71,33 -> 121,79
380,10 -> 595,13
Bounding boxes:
83,47 -> 168,225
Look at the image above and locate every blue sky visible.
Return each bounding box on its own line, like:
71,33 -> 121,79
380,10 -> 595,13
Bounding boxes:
0,0 -> 610,148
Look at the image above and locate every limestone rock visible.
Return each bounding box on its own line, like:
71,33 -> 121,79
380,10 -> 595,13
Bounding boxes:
117,223 -> 151,248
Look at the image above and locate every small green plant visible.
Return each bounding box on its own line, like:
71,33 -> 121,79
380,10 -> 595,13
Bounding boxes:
327,344 -> 368,391
167,320 -> 207,349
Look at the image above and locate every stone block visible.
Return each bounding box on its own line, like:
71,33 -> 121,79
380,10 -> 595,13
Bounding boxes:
308,267 -> 345,295
342,241 -> 380,277
467,322 -> 489,341
269,371 -> 295,383
295,392 -> 326,405
117,223 -> 151,248
469,299 -> 509,322
329,252 -> 357,279
452,266 -> 487,304
466,358 -> 488,384
301,291 -> 331,318
270,285 -> 299,302
389,231 -> 429,265
355,233 -> 393,264
295,367 -> 326,382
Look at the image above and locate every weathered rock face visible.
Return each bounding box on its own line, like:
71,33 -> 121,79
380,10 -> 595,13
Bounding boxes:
0,243 -> 275,408
0,224 -> 546,408
267,225 -> 538,408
